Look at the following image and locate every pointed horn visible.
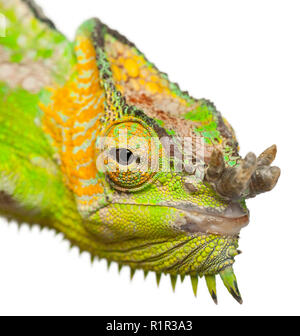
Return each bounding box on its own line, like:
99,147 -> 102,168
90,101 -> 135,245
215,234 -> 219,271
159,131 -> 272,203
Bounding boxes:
144,270 -> 149,279
206,149 -> 225,182
246,145 -> 280,197
249,165 -> 281,197
220,267 -> 243,304
257,144 -> 277,167
205,275 -> 218,305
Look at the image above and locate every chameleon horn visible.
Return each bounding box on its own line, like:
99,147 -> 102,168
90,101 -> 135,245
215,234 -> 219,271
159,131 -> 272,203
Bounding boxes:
207,146 -> 280,200
215,152 -> 257,200
206,149 -> 225,182
249,166 -> 281,197
247,145 -> 281,198
257,144 -> 277,166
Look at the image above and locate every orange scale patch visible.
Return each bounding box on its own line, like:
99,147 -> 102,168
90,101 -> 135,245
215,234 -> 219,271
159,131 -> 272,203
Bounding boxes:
72,125 -> 98,146
75,162 -> 97,178
78,74 -> 98,85
73,142 -> 96,159
76,107 -> 101,123
72,125 -> 87,136
41,33 -> 106,207
74,184 -> 103,198
75,37 -> 96,55
77,61 -> 98,73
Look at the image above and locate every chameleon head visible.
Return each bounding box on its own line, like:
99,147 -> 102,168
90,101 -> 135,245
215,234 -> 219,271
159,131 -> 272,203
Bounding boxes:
66,19 -> 282,304
35,18 -> 281,304
86,109 -> 280,304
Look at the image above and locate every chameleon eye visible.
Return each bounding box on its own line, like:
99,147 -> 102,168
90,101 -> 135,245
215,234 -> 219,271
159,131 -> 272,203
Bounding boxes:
110,148 -> 135,166
96,119 -> 161,192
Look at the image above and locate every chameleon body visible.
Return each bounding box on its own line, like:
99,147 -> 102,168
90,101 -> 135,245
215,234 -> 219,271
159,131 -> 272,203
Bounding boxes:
0,0 -> 280,304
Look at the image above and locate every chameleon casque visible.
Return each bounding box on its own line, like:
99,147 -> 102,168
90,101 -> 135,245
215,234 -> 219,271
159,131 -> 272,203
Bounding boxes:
0,0 -> 280,304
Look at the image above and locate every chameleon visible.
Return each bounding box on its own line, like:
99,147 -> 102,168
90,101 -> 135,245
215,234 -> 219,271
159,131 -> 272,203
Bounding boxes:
0,0 -> 280,304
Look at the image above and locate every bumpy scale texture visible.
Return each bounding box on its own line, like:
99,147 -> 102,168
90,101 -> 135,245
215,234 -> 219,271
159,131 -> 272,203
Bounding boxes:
0,0 -> 281,304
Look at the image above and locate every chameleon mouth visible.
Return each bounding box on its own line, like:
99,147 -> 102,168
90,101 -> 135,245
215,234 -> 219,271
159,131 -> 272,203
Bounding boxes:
177,202 -> 249,236
106,201 -> 249,236
179,211 -> 249,236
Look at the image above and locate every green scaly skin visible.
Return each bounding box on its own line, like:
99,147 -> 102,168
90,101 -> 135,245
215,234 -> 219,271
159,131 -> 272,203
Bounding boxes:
0,0 -> 280,304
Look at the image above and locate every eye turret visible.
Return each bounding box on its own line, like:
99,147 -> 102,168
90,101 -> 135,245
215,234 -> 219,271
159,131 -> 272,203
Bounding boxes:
96,119 -> 160,192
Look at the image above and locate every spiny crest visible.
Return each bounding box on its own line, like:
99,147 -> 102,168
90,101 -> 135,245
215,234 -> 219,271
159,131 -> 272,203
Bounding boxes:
154,268 -> 242,304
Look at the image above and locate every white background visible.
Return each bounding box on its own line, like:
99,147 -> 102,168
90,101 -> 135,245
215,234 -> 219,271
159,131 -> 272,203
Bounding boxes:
0,0 -> 299,316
